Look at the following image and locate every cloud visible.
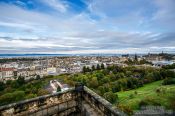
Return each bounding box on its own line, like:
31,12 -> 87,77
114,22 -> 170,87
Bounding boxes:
0,0 -> 174,54
0,30 -> 175,54
152,0 -> 175,30
87,0 -> 175,31
0,21 -> 33,29
40,0 -> 68,13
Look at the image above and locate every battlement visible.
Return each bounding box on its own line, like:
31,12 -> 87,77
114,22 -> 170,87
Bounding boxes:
0,85 -> 125,116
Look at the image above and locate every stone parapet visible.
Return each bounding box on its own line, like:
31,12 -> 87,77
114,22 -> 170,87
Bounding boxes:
0,85 -> 126,116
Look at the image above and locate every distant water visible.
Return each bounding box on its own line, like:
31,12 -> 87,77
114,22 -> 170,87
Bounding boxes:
0,53 -> 147,58
0,54 -> 71,58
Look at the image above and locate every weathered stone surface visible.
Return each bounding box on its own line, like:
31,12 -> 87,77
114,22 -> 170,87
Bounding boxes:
0,86 -> 126,116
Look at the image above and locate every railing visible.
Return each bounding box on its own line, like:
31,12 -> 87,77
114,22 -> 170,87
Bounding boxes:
0,85 -> 126,116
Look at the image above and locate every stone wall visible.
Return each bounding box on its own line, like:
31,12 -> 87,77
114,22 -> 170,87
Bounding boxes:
0,85 -> 126,116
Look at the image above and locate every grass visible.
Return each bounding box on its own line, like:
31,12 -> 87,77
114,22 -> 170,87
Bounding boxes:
117,80 -> 175,110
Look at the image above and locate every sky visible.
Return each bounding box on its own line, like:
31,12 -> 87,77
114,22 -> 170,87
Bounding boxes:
0,0 -> 175,54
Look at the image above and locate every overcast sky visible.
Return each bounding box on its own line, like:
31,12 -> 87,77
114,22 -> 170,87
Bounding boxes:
0,0 -> 175,54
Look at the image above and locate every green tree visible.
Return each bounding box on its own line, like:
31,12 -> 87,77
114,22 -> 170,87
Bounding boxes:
98,86 -> 106,95
88,77 -> 98,88
127,78 -> 134,89
112,68 -> 118,74
82,66 -> 87,73
109,73 -> 116,81
111,82 -> 120,92
96,72 -> 104,80
162,77 -> 175,85
80,75 -> 87,85
31,87 -> 38,94
134,54 -> 138,61
25,93 -> 37,99
0,81 -> 5,91
36,75 -> 40,80
100,76 -> 110,85
144,72 -> 154,83
92,65 -> 96,71
17,76 -> 25,85
37,89 -> 49,96
11,80 -> 20,88
102,69 -> 110,75
101,63 -> 105,69
57,86 -> 61,92
86,66 -> 91,72
153,71 -> 162,81
103,91 -> 118,103
6,80 -> 12,86
13,91 -> 25,101
0,93 -> 13,105
126,71 -> 132,77
0,91 -> 25,105
96,64 -> 101,70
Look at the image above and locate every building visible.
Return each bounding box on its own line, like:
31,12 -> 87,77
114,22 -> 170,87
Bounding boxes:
0,68 -> 15,79
152,60 -> 174,67
47,67 -> 58,75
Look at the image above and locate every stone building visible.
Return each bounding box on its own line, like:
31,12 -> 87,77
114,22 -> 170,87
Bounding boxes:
0,68 -> 15,79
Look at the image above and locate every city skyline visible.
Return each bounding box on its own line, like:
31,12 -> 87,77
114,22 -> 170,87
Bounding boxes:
0,0 -> 175,54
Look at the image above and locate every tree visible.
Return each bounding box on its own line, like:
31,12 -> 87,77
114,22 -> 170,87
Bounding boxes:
144,72 -> 154,83
96,72 -> 104,80
100,76 -> 110,85
98,86 -> 106,95
92,65 -> 96,71
112,68 -> 118,74
88,77 -> 98,88
36,75 -> 40,80
126,71 -> 132,77
116,72 -> 125,79
162,77 -> 175,85
37,89 -> 49,96
101,63 -> 105,69
11,80 -> 20,88
25,94 -> 37,99
79,75 -> 87,85
111,82 -> 120,93
96,64 -> 101,70
0,91 -> 25,105
86,66 -> 91,72
103,91 -> 118,104
13,91 -> 25,101
125,58 -> 133,65
153,71 -> 162,81
6,80 -> 12,86
82,66 -> 87,73
0,93 -> 14,105
31,87 -> 38,94
0,81 -> 5,91
109,73 -> 116,81
17,76 -> 25,85
57,86 -> 61,92
127,78 -> 134,89
102,69 -> 109,75
134,54 -> 138,61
